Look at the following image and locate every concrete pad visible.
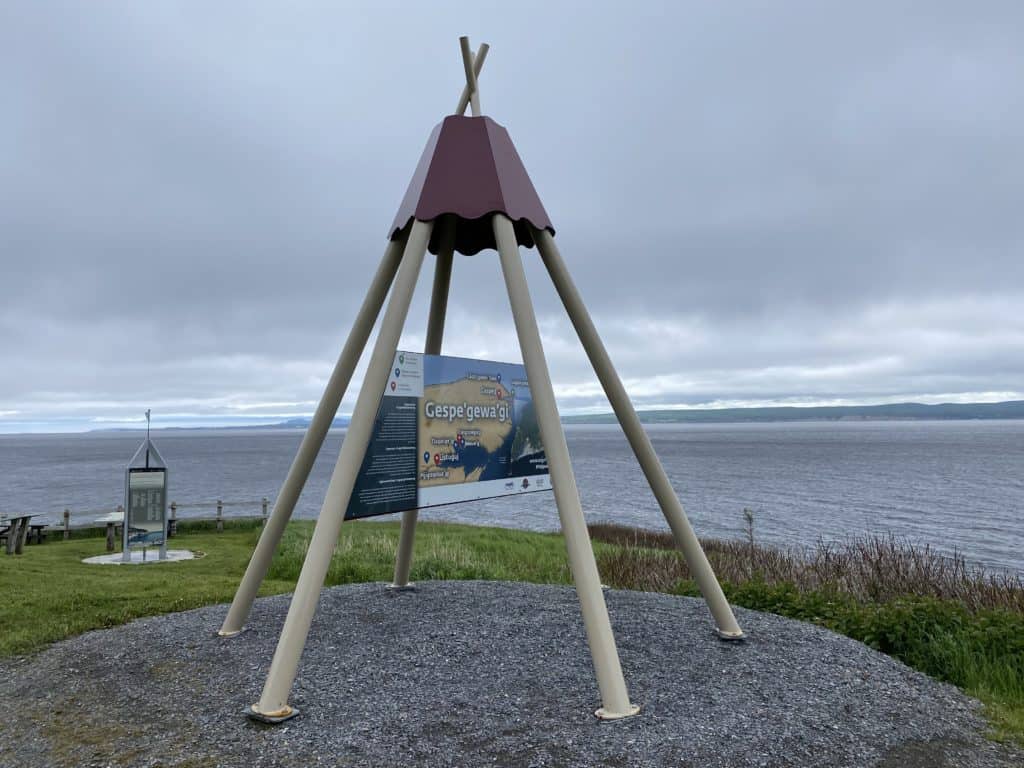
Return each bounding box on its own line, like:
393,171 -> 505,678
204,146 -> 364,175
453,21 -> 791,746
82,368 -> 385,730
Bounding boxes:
82,549 -> 195,565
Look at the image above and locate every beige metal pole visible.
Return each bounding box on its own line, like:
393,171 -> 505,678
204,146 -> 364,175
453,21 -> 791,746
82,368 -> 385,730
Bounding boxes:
455,43 -> 488,116
533,227 -> 744,639
219,233 -> 407,637
392,219 -> 455,588
459,36 -> 481,116
494,214 -> 638,719
250,219 -> 432,722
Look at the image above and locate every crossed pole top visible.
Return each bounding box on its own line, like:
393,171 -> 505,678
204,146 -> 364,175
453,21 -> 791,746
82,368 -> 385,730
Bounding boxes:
456,36 -> 488,117
388,36 -> 554,256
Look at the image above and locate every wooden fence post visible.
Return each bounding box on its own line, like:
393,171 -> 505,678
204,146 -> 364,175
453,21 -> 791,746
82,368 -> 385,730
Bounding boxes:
63,508 -> 70,541
169,501 -> 177,538
216,499 -> 223,533
261,497 -> 268,526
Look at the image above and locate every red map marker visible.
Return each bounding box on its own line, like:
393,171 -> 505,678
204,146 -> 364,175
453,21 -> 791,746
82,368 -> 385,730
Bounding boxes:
390,381 -> 396,391
433,453 -> 441,466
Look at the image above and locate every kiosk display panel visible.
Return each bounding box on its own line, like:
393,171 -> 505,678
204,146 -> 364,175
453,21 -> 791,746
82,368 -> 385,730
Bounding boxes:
127,467 -> 167,546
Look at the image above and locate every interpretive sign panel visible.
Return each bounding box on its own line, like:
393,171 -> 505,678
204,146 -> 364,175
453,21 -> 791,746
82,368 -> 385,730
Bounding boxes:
346,352 -> 550,520
127,468 -> 167,546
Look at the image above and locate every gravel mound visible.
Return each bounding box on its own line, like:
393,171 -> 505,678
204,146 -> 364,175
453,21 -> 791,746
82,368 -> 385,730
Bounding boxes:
1,581 -> 1020,767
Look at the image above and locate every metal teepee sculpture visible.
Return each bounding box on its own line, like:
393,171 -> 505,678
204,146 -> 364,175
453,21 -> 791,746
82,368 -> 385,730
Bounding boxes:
223,37 -> 744,724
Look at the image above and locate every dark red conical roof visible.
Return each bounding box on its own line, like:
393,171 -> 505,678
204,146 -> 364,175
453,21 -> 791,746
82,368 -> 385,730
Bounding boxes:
388,115 -> 554,255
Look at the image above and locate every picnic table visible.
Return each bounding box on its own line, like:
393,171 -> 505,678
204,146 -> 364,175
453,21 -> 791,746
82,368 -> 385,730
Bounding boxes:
1,514 -> 43,555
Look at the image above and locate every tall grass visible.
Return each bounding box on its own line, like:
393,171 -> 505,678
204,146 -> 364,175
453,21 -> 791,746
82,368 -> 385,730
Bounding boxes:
589,522 -> 1024,613
589,519 -> 1024,743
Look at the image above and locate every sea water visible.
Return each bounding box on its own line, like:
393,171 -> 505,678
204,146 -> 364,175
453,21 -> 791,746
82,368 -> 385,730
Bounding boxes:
0,420 -> 1021,573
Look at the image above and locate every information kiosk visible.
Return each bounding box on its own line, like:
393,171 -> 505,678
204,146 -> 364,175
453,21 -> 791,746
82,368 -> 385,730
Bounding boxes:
123,409 -> 168,562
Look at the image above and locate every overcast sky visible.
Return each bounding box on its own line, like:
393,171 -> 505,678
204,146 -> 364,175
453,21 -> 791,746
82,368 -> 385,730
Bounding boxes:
2,2 -> 1022,432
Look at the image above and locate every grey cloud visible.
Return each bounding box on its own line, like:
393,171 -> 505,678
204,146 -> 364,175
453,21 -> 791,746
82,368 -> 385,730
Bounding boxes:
2,2 -> 1023,430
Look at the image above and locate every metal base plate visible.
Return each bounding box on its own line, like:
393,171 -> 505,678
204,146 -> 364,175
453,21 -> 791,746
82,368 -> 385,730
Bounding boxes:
595,703 -> 641,720
386,582 -> 417,591
247,704 -> 299,724
216,626 -> 247,639
714,627 -> 746,641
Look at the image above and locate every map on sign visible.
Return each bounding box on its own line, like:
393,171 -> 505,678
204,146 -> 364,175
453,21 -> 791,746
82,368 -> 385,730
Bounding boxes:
346,352 -> 550,520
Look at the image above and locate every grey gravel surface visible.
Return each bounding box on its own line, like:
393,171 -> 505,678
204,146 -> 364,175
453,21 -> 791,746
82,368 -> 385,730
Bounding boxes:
1,581 -> 1020,767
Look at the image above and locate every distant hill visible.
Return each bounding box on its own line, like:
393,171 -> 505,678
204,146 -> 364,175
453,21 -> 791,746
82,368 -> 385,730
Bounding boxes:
562,400 -> 1024,425
265,417 -> 350,429
220,416 -> 352,430
91,416 -> 350,433
91,401 -> 1024,433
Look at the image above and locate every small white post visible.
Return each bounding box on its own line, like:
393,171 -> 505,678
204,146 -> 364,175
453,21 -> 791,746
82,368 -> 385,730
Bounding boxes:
116,504 -> 125,558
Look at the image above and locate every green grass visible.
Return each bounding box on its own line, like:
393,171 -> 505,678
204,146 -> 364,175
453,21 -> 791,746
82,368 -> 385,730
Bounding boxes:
0,519 -> 291,657
0,519 -> 579,658
266,519 -> 577,586
2,519 -> 1022,744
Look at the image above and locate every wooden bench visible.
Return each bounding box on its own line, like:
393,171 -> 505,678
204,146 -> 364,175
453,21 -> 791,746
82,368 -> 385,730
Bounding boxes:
1,514 -> 37,555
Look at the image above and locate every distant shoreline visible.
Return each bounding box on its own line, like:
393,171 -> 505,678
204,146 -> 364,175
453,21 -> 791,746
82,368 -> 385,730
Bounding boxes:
65,399 -> 1024,433
564,400 -> 1024,425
